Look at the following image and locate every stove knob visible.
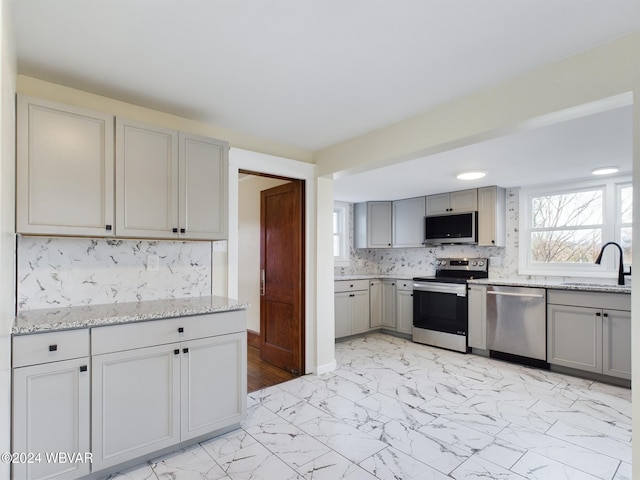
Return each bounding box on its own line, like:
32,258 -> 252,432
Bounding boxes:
477,260 -> 485,266
471,260 -> 477,266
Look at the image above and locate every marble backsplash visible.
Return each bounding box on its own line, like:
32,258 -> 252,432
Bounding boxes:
17,236 -> 214,311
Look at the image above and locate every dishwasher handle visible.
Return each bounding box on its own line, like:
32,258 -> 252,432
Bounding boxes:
487,291 -> 544,299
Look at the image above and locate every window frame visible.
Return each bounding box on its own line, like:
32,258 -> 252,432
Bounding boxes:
333,201 -> 350,267
519,175 -> 631,278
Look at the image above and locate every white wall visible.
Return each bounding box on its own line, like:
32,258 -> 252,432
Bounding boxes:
0,1 -> 16,476
238,175 -> 289,332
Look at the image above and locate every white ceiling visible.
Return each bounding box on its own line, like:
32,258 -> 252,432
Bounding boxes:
333,104 -> 634,202
11,0 -> 640,200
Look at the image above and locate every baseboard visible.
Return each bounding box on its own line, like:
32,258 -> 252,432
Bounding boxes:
247,329 -> 260,348
315,360 -> 337,376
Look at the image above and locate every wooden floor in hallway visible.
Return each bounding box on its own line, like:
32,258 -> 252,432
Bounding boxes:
247,343 -> 297,393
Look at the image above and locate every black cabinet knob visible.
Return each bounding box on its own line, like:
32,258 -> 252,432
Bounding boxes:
183,348 -> 189,354
178,327 -> 184,333
180,228 -> 186,234
49,344 -> 57,352
172,228 -> 178,233
105,225 -> 112,231
80,365 -> 87,372
174,349 -> 180,355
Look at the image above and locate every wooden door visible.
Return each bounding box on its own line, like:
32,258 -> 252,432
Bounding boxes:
260,180 -> 304,375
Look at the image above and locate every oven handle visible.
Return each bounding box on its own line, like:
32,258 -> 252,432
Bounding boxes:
487,291 -> 544,299
413,283 -> 467,296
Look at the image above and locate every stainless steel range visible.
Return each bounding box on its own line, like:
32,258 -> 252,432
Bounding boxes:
412,258 -> 488,353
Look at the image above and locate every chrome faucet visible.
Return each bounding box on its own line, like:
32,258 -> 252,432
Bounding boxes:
594,242 -> 629,286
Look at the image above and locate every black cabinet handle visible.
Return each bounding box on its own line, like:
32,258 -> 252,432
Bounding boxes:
349,294 -> 355,297
80,365 -> 87,372
596,312 -> 601,316
603,313 -> 609,318
172,228 -> 178,233
105,225 -> 112,231
180,228 -> 185,234
178,327 -> 184,333
183,348 -> 189,354
49,344 -> 57,352
174,349 -> 180,355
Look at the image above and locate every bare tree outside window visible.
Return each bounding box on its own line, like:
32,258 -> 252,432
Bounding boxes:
530,189 -> 603,263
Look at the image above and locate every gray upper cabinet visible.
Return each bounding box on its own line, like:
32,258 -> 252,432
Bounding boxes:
477,186 -> 506,247
116,118 -> 179,239
426,189 -> 477,215
355,201 -> 392,248
392,196 -> 426,248
17,95 -> 115,237
116,119 -> 229,240
178,132 -> 228,240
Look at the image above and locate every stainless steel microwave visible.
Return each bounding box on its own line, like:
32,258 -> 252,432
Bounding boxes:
425,211 -> 477,245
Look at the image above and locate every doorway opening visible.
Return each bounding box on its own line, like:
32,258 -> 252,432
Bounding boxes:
238,170 -> 305,392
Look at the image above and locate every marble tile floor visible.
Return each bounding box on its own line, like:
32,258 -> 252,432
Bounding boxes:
102,332 -> 632,480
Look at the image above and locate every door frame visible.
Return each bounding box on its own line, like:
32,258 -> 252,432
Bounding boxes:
228,149 -> 317,375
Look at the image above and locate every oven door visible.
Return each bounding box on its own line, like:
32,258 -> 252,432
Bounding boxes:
413,284 -> 468,336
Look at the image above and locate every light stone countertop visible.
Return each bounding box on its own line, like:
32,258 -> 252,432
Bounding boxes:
12,296 -> 249,335
335,274 -> 416,281
467,278 -> 631,294
334,274 -> 631,294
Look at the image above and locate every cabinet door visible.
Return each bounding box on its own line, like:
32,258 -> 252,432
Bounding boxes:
547,304 -> 602,373
369,280 -> 382,329
17,95 -> 115,237
425,193 -> 451,215
350,290 -> 371,335
181,333 -> 246,441
179,132 -> 229,240
450,189 -> 478,212
334,291 -> 352,338
467,285 -> 487,349
381,280 -> 397,328
367,202 -> 393,248
396,288 -> 414,334
602,309 -> 631,379
92,344 -> 181,471
12,357 -> 90,480
116,118 -> 179,238
393,197 -> 426,248
477,186 -> 505,247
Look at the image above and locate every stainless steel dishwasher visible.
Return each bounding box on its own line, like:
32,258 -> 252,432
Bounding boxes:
486,285 -> 547,366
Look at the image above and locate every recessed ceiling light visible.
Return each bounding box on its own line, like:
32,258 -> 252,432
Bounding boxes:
591,166 -> 619,176
456,171 -> 486,181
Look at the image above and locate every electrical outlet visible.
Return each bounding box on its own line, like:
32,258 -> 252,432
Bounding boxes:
147,255 -> 160,271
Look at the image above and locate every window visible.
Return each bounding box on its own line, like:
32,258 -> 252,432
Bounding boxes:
333,202 -> 349,266
519,177 -> 632,277
618,183 -> 633,265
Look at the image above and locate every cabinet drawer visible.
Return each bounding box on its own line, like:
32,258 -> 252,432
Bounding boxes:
92,310 -> 246,355
395,280 -> 413,291
335,280 -> 370,293
13,329 -> 89,367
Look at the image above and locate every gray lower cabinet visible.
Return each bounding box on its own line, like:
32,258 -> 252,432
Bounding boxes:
369,280 -> 382,328
12,330 -> 91,480
381,280 -> 397,329
467,284 -> 487,349
335,280 -> 370,338
11,310 -> 246,479
547,290 -> 630,380
396,281 -> 413,335
92,343 -> 181,471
